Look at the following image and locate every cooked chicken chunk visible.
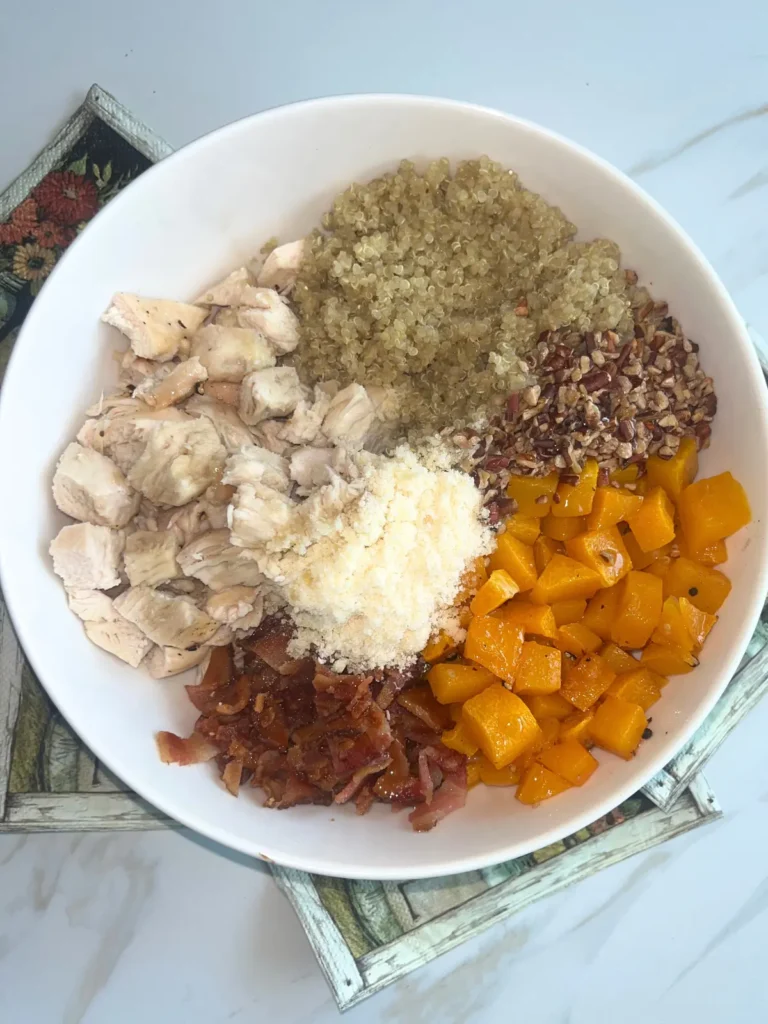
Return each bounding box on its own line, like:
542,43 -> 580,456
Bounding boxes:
53,442 -> 139,528
239,366 -> 304,425
184,394 -> 255,452
205,585 -> 262,625
123,530 -> 180,586
119,351 -> 168,387
146,645 -> 210,679
277,381 -> 340,446
127,416 -> 226,506
134,357 -> 208,408
102,294 -> 206,362
321,383 -> 376,449
251,418 -> 295,456
189,324 -> 275,382
114,585 -> 220,648
257,239 -> 304,292
195,267 -> 266,307
66,589 -> 154,667
200,381 -> 240,406
222,446 -> 291,493
159,501 -> 214,546
177,529 -> 264,590
50,523 -> 124,590
80,405 -> 187,474
226,289 -> 299,354
289,446 -> 354,490
228,483 -> 295,547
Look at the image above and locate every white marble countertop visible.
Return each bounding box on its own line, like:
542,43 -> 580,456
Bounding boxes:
1,2 -> 767,1020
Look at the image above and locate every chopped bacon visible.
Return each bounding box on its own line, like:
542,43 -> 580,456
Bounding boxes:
156,731 -> 217,765
334,754 -> 392,805
247,626 -> 309,676
408,770 -> 468,832
222,758 -> 244,796
355,783 -> 375,816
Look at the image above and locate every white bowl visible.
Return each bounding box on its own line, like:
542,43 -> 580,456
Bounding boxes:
1,96 -> 766,880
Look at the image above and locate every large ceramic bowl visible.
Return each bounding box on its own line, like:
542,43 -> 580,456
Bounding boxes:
1,96 -> 766,880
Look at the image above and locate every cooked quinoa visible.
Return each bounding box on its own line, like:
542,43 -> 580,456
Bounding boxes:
292,157 -> 635,436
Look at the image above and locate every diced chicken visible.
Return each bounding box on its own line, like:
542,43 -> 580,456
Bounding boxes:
257,240 -> 305,292
127,416 -> 226,506
205,481 -> 236,506
226,289 -> 299,354
159,501 -> 213,546
102,294 -> 206,362
134,357 -> 208,408
119,351 -> 168,387
239,366 -> 304,425
289,447 -> 353,490
184,394 -> 255,452
50,524 -> 124,590
189,324 -> 275,382
177,529 -> 264,590
81,405 -> 188,473
53,443 -> 139,528
123,530 -> 180,586
252,419 -> 295,456
222,446 -> 290,493
228,483 -> 295,547
321,383 -> 376,449
162,577 -> 211,601
195,267 -> 266,307
278,381 -> 340,446
66,589 -> 154,667
114,585 -> 220,648
205,586 -> 262,624
147,645 -> 210,679
200,381 -> 240,406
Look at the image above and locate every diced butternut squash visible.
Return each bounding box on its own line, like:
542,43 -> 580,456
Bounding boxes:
627,486 -> 676,552
555,623 -> 603,657
516,763 -> 573,804
646,554 -> 673,581
561,653 -> 616,711
463,683 -> 541,769
599,642 -> 639,675
606,667 -> 664,711
678,534 -> 727,567
622,530 -> 671,571
552,598 -> 587,626
470,569 -> 520,617
541,514 -> 587,541
664,557 -> 732,614
506,472 -> 559,517
582,587 -> 621,641
503,513 -> 541,545
611,464 -> 640,486
428,661 -> 498,705
640,642 -> 697,675
646,436 -> 698,502
523,691 -> 575,721
479,758 -> 520,786
449,703 -> 464,722
488,533 -> 538,592
586,487 -> 644,531
559,709 -> 595,746
679,596 -> 717,649
551,459 -> 599,518
467,754 -> 482,788
539,739 -> 599,786
464,616 -> 524,684
533,534 -> 563,574
611,571 -> 663,648
514,716 -> 560,772
651,596 -> 696,654
496,601 -> 558,640
530,554 -> 602,605
421,631 -> 457,663
565,525 -> 633,588
590,696 -> 647,760
441,720 -> 479,756
678,472 -> 751,551
514,641 -> 562,696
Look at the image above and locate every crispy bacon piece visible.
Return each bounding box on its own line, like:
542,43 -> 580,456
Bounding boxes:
155,731 -> 216,765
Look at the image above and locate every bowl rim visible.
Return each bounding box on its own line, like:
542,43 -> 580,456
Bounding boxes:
1,92 -> 766,879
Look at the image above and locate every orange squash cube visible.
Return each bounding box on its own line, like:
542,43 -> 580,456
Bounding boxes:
539,739 -> 599,786
533,534 -> 563,574
664,556 -> 732,614
606,667 -> 664,710
463,683 -> 541,768
586,487 -> 644,531
470,569 -> 520,617
489,533 -> 538,592
523,691 -> 575,721
565,525 -> 633,588
582,587 -> 621,641
467,753 -> 482,788
503,513 -> 541,545
611,571 -> 663,648
559,709 -> 595,746
645,436 -> 699,502
441,720 -> 479,756
514,716 -> 560,773
479,757 -> 520,786
464,616 -> 524,684
599,642 -> 639,675
640,642 -> 697,675
651,596 -> 696,653
541,514 -> 587,541
506,472 -> 559,517
530,554 -> 602,605
611,464 -> 640,486
627,486 -> 676,553
677,534 -> 727,567
421,631 -> 457,663
561,653 -> 616,711
621,529 -> 671,572
551,459 -> 599,518
449,703 -> 464,722
496,600 -> 558,640
514,641 -> 562,696
678,471 -> 751,552
590,696 -> 647,760
646,554 -> 673,581
516,763 -> 573,804
679,596 -> 717,649
552,598 -> 587,626
555,623 -> 603,657
428,661 -> 498,704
